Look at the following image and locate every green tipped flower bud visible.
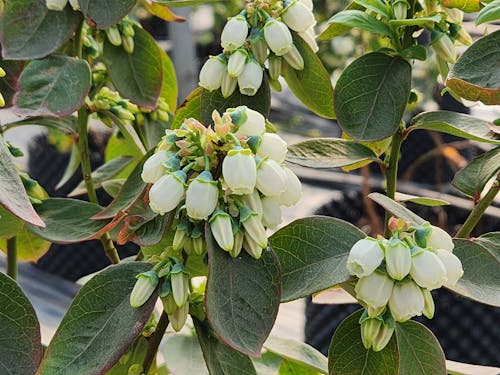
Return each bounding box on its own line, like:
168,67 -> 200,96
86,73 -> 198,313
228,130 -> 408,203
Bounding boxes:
221,15 -> 249,51
121,21 -> 136,37
173,227 -> 188,252
127,364 -> 143,375
298,26 -> 319,53
347,238 -> 385,278
171,264 -> 189,307
199,55 -> 226,92
355,271 -> 393,317
256,158 -> 287,197
410,249 -> 447,290
240,206 -> 267,248
0,92 -> 5,108
122,35 -> 134,54
186,171 -> 219,220
192,236 -> 205,256
422,289 -> 435,319
251,38 -> 269,65
130,271 -> 158,308
427,225 -> 454,252
282,0 -> 316,32
456,27 -> 473,46
392,0 -> 409,20
46,0 -> 68,11
243,233 -> 263,259
283,44 -> 304,70
111,106 -> 135,121
435,249 -> 463,287
269,55 -> 282,80
264,19 -> 293,56
372,322 -> 395,352
161,292 -> 177,315
388,279 -> 424,322
431,31 -> 457,64
210,210 -> 234,251
169,302 -> 189,332
361,317 -> 382,349
222,147 -> 257,195
238,59 -> 263,96
231,230 -> 244,258
149,171 -> 186,215
106,26 -> 122,46
384,238 -> 411,280
227,49 -> 248,78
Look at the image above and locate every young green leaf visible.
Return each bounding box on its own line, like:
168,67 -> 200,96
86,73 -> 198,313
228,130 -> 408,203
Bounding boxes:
0,228 -> 51,261
368,193 -> 426,225
476,0 -> 500,25
79,0 -> 136,29
160,48 -> 179,111
1,116 -> 78,136
0,206 -> 24,239
394,192 -> 450,207
353,0 -> 391,18
327,10 -> 392,37
318,2 -> 365,40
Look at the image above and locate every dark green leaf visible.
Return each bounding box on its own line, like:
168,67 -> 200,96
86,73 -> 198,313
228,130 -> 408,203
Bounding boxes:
287,138 -> 378,168
448,239 -> 500,306
2,116 -> 78,135
205,225 -> 281,356
185,254 -> 208,277
15,55 -> 91,117
445,30 -> 500,105
26,198 -> 111,243
200,76 -> 271,124
193,318 -> 257,375
144,117 -> 170,151
334,52 -> 411,141
368,193 -> 426,225
38,262 -> 156,375
129,212 -> 172,246
270,217 -> 365,302
389,14 -> 442,27
473,232 -> 500,256
282,33 -> 335,119
395,320 -> 446,375
163,334 -> 208,374
0,206 -> 24,239
326,10 -> 392,36
0,272 -> 42,375
280,360 -> 323,374
103,25 -> 163,108
394,192 -> 450,207
0,138 -> 45,227
171,87 -> 203,129
410,111 -> 500,144
328,310 -> 399,375
79,0 -> 136,29
0,50 -> 25,108
353,0 -> 390,18
452,146 -> 500,198
0,0 -> 81,60
400,45 -> 427,61
160,49 -> 178,111
476,1 -> 500,25
318,3 -> 365,40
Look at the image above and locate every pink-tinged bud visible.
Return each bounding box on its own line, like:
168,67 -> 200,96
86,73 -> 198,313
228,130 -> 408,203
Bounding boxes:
186,171 -> 219,220
149,171 -> 186,215
209,211 -> 234,251
282,0 -> 316,32
238,59 -> 263,96
221,15 -> 249,51
384,239 -> 411,280
388,280 -> 424,322
355,271 -> 394,317
199,55 -> 226,91
410,250 -> 447,290
264,19 -> 293,56
261,197 -> 282,228
435,249 -> 463,287
347,238 -> 384,278
279,167 -> 302,206
256,158 -> 287,197
222,147 -> 257,195
257,133 -> 288,163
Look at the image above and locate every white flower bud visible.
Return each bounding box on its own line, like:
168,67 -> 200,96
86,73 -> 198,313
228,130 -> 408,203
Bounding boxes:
243,233 -> 263,259
161,293 -> 177,315
283,44 -> 304,70
169,302 -> 189,332
384,239 -> 411,280
355,271 -> 394,317
238,59 -> 263,96
435,249 -> 463,287
221,15 -> 249,51
231,231 -> 244,258
221,70 -> 238,98
361,318 -> 381,350
393,0 -> 408,20
242,189 -> 263,218
422,289 -> 435,319
227,49 -> 248,78
46,0 -> 68,11
432,32 -> 457,64
388,280 -> 424,322
372,323 -> 395,352
298,26 -> 319,53
192,236 -> 205,256
229,106 -> 266,137
222,147 -> 257,195
282,0 -> 316,32
173,227 -> 188,252
199,55 -> 226,91
427,225 -> 454,252
130,271 -> 158,308
186,171 -> 219,220
209,211 -> 234,251
347,238 -> 384,278
268,55 -> 282,80
279,167 -> 302,206
257,133 -> 288,163
240,207 -> 268,248
300,0 -> 314,11
149,171 -> 186,215
256,159 -> 287,197
410,250 -> 447,290
171,266 -> 189,307
141,151 -> 169,183
261,197 -> 282,228
264,19 -> 293,56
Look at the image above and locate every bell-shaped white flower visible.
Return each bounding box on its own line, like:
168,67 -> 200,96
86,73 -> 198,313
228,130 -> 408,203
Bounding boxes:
372,323 -> 395,352
186,171 -> 219,220
263,19 -> 293,56
238,59 -> 263,96
141,151 -> 170,183
209,211 -> 234,251
300,0 -> 314,11
149,171 -> 186,215
240,206 -> 267,248
222,147 -> 257,195
298,26 -> 319,53
435,249 -> 463,287
130,271 -> 158,308
261,197 -> 282,228
221,69 -> 238,98
169,302 -> 189,332
384,239 -> 411,280
388,280 -> 424,322
422,289 -> 435,319
279,167 -> 302,206
355,271 -> 394,317
257,133 -> 288,163
227,49 -> 248,78
46,0 -> 68,10
221,14 -> 249,51
282,0 -> 316,32
347,238 -> 384,278
171,264 -> 189,307
410,249 -> 447,290
228,106 -> 266,137
199,55 -> 226,91
242,189 -> 263,218
427,225 -> 454,252
243,232 -> 263,259
256,158 -> 287,197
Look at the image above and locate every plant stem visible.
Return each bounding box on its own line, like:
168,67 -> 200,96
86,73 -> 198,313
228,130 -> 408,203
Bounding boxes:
384,130 -> 404,236
455,173 -> 500,238
6,236 -> 17,280
143,312 -> 170,373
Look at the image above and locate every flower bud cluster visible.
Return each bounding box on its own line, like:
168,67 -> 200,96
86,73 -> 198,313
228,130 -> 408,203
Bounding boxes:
347,219 -> 463,351
199,0 -> 318,98
0,66 -> 6,107
142,105 -> 302,260
104,18 -> 136,54
87,87 -> 140,125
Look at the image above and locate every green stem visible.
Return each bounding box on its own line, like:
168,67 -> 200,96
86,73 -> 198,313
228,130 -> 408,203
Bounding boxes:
455,174 -> 500,239
6,236 -> 17,280
143,312 -> 170,373
384,130 -> 404,237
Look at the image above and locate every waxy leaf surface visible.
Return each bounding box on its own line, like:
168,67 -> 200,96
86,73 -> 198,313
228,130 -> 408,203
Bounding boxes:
79,0 -> 136,28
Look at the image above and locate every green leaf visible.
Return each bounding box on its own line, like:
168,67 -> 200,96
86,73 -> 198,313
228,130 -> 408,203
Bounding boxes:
327,10 -> 392,36
368,193 -> 426,225
448,239 -> 500,307
0,272 -> 42,375
144,117 -> 171,151
394,192 -> 450,207
38,262 -> 156,375
287,138 -> 379,169
452,146 -> 500,198
79,0 -> 136,29
105,111 -> 147,155
334,52 -> 411,141
105,131 -> 143,179
473,232 -> 500,255
0,206 -> 24,239
0,137 -> 45,227
160,48 -> 178,111
264,336 -> 328,374
409,111 -> 500,144
14,55 -> 91,117
0,51 -> 25,108
0,0 -> 81,60
328,310 -> 399,375
400,45 -> 427,61
269,217 -> 365,302
185,254 -> 208,277
7,228 -> 51,261
388,14 -> 442,27
353,0 -> 391,18
55,143 -> 80,190
193,318 -> 257,375
2,116 -> 78,135
163,334 -> 208,375
252,352 -> 283,375
318,3 -> 365,40
128,212 -> 172,247
280,360 -> 323,374
26,198 -> 111,243
445,30 -> 500,105
103,25 -> 163,108
282,33 -> 335,119
200,76 -> 271,124
171,87 -> 203,129
205,225 -> 281,356
395,320 -> 446,375
476,0 -> 500,25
